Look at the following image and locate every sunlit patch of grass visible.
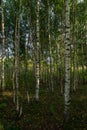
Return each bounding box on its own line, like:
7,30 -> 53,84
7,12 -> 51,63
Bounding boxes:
3,91 -> 13,97
0,123 -> 4,130
79,95 -> 87,102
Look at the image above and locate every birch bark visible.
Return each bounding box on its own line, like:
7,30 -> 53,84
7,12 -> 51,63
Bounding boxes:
64,0 -> 71,120
47,0 -> 53,92
1,1 -> 5,91
35,0 -> 40,101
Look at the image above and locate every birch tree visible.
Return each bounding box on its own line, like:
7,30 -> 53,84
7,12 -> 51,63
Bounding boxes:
25,32 -> 30,104
15,16 -> 20,111
35,0 -> 40,101
85,0 -> 87,72
1,0 -> 5,91
13,0 -> 21,111
72,0 -> 78,91
47,0 -> 53,92
64,0 -> 71,121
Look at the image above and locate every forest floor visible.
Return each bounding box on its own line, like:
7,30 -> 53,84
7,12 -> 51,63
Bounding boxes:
0,84 -> 87,130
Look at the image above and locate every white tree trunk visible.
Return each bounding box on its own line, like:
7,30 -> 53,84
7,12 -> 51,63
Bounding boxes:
1,2 -> 5,91
35,0 -> 40,101
72,0 -> 78,91
47,0 -> 53,92
13,70 -> 16,103
14,15 -> 20,111
64,0 -> 71,120
85,0 -> 87,72
25,32 -> 30,104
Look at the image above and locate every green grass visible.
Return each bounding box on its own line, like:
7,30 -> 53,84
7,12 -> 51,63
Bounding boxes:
0,103 -> 7,109
0,123 -> 4,130
0,63 -> 87,130
0,84 -> 86,130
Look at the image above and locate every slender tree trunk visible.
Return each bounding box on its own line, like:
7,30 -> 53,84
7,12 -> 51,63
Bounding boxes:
72,0 -> 78,91
64,0 -> 71,121
56,38 -> 60,84
25,32 -> 29,104
13,25 -> 16,103
47,0 -> 53,92
14,15 -> 20,111
73,46 -> 78,90
85,0 -> 87,80
60,14 -> 65,94
13,71 -> 16,103
81,38 -> 85,84
1,1 -> 5,91
35,0 -> 40,101
85,21 -> 87,72
17,14 -> 22,116
15,25 -> 19,111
